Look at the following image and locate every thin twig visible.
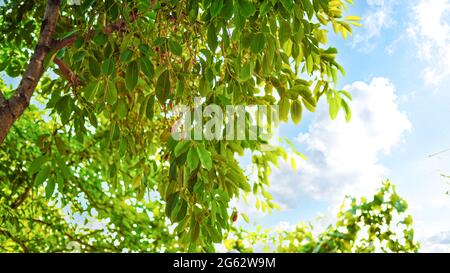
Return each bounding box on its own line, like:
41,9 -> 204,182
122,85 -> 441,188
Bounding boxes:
10,186 -> 31,209
0,229 -> 29,253
54,58 -> 82,87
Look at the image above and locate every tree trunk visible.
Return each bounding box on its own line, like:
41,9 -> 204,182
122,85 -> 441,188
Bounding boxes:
0,0 -> 61,145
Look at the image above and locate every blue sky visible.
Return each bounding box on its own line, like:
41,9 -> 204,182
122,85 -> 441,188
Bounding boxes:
233,0 -> 450,252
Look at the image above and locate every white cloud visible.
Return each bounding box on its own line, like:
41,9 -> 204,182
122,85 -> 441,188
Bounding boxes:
407,0 -> 450,86
366,0 -> 385,6
421,231 -> 450,252
352,0 -> 395,51
430,231 -> 450,244
268,78 -> 411,207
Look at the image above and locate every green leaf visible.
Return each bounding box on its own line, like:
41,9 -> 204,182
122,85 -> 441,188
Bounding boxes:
197,144 -> 212,170
93,32 -> 107,45
260,1 -> 271,17
146,95 -> 155,119
116,98 -> 128,119
104,42 -> 113,57
137,186 -> 145,201
210,0 -> 223,18
332,68 -> 338,85
168,40 -> 183,56
221,0 -> 234,19
290,99 -> 303,124
280,0 -> 294,11
250,33 -> 265,54
125,61 -> 139,91
120,49 -> 133,64
404,215 -> 413,226
239,62 -> 252,81
341,99 -> 352,122
72,51 -> 86,63
29,155 -> 47,175
241,213 -> 250,223
88,57 -> 101,78
132,174 -> 142,190
279,97 -> 290,122
106,80 -> 117,105
279,20 -> 291,45
55,136 -> 67,155
294,85 -> 316,108
156,70 -> 171,103
175,141 -> 191,157
35,166 -> 50,186
207,23 -> 218,51
139,58 -> 154,80
301,0 -> 314,19
56,171 -> 64,192
394,199 -> 408,213
82,81 -> 100,101
328,96 -> 340,120
345,15 -> 361,21
306,54 -> 313,74
173,199 -> 188,222
188,1 -> 199,22
190,221 -> 200,241
239,180 -> 251,192
199,77 -> 211,96
176,78 -> 185,96
303,98 -> 316,113
339,90 -> 352,100
45,178 -> 56,199
102,58 -> 115,76
165,192 -> 180,219
187,147 -> 199,172
59,161 -> 72,180
238,0 -> 256,17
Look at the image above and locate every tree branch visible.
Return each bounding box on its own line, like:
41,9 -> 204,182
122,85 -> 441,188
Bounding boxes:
50,35 -> 78,52
0,0 -> 61,145
54,58 -> 81,87
10,186 -> 31,210
0,229 -> 30,253
31,218 -> 116,252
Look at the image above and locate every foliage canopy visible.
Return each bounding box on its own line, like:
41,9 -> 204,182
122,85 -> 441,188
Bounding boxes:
0,0 -> 420,253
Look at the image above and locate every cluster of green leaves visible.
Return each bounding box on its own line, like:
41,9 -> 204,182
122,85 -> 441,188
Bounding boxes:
226,181 -> 420,253
0,77 -> 182,252
0,0 -> 360,250
0,97 -> 181,252
0,1 -> 44,77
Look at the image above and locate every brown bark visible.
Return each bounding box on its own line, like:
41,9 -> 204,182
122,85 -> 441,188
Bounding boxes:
50,35 -> 78,52
54,58 -> 81,87
0,0 -> 61,145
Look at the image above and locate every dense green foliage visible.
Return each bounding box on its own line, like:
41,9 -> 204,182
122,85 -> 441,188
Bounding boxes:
0,95 -> 175,252
227,181 -> 419,253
